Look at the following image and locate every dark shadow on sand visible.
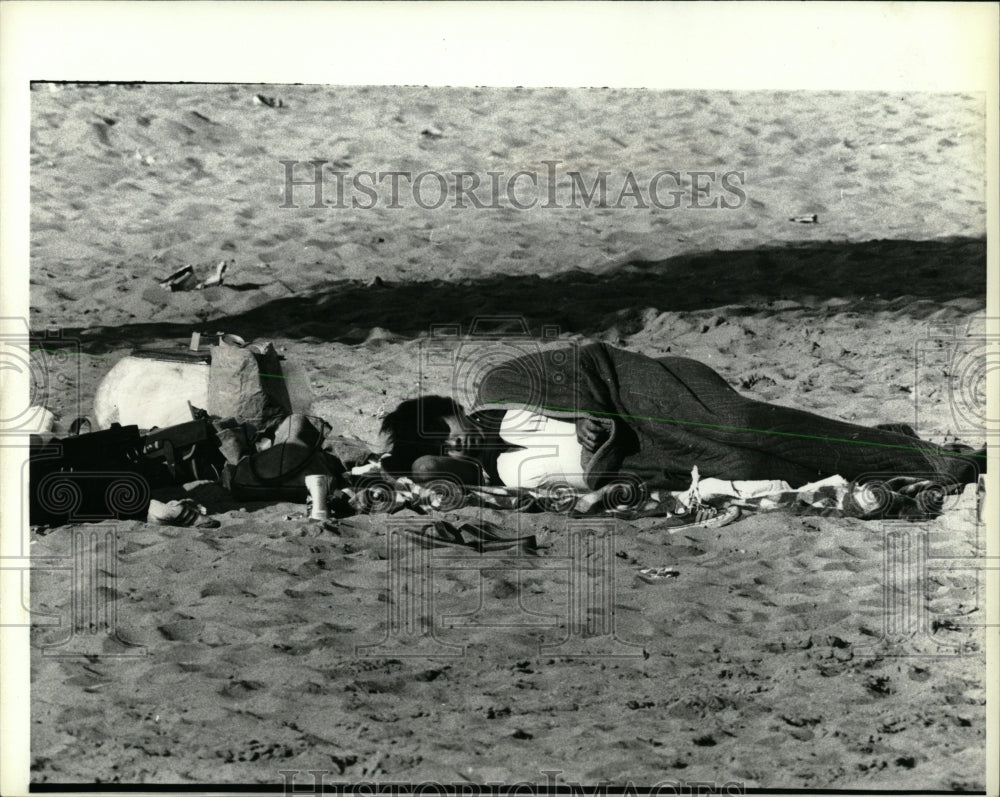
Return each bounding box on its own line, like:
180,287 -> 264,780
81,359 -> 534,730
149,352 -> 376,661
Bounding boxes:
54,237 -> 986,347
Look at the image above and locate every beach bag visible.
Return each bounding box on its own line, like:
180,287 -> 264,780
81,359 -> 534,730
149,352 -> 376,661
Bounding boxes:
92,334 -> 312,432
207,336 -> 290,434
29,424 -> 159,526
93,348 -> 211,430
142,418 -> 228,484
226,414 -> 344,501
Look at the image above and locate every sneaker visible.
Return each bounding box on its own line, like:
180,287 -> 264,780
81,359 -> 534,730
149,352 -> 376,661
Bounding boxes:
653,502 -> 741,533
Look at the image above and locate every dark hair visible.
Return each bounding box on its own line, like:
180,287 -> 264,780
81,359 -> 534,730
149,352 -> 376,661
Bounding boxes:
379,395 -> 464,476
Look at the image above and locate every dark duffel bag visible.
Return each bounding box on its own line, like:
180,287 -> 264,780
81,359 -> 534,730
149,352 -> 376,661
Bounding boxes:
29,423 -> 163,527
142,417 -> 227,484
226,414 -> 344,502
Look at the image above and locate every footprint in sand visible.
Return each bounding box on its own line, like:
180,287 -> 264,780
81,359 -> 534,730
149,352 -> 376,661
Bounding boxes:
157,618 -> 205,642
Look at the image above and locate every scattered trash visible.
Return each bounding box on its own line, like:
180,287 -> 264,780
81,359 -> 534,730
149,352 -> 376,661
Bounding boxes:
159,264 -> 196,291
789,214 -> 819,224
253,93 -> 284,108
637,566 -> 680,584
159,261 -> 230,292
196,260 -> 228,289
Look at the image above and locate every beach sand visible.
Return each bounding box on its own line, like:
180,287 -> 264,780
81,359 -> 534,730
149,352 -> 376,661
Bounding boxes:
27,85 -> 987,788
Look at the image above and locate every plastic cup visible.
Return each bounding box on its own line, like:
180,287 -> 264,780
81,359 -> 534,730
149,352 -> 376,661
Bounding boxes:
305,474 -> 330,520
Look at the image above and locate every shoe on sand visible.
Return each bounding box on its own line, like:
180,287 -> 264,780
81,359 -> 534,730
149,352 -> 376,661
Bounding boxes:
652,503 -> 741,534
147,499 -> 220,528
400,520 -> 537,553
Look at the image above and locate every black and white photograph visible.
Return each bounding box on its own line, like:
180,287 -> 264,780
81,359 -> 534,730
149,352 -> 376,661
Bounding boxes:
1,3 -> 997,795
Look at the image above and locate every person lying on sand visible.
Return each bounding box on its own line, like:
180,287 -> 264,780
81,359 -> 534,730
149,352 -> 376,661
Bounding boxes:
380,342 -> 984,494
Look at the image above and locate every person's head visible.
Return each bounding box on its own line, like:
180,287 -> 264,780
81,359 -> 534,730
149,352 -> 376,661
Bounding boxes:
379,395 -> 488,476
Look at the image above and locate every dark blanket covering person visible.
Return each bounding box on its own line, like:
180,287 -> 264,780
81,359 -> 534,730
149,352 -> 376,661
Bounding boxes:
473,342 -> 982,491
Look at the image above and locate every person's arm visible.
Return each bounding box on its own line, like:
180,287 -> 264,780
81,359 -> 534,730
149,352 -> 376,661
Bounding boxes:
410,454 -> 485,487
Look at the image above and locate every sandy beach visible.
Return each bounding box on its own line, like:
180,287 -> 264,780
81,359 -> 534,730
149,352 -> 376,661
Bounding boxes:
27,84 -> 988,789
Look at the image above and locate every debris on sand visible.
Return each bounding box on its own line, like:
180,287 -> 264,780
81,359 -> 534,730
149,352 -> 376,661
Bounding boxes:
789,213 -> 819,223
159,264 -> 196,291
637,566 -> 680,584
252,93 -> 284,108
196,260 -> 229,289
158,261 -> 231,292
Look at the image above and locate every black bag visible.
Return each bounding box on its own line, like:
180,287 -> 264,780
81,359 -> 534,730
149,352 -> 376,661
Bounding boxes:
142,418 -> 227,484
226,414 -> 344,502
29,424 -> 158,527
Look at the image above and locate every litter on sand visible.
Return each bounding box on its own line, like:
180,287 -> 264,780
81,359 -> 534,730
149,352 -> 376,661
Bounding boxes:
637,566 -> 680,584
196,260 -> 228,289
158,261 -> 230,292
159,264 -> 196,291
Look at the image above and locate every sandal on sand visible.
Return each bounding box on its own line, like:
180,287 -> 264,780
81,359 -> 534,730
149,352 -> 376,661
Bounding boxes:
402,521 -> 466,548
651,502 -> 741,534
147,499 -> 220,528
457,520 -> 538,553
399,520 -> 537,553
